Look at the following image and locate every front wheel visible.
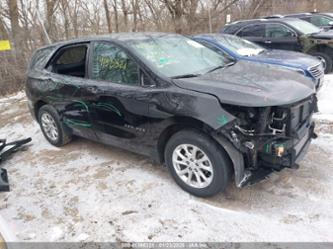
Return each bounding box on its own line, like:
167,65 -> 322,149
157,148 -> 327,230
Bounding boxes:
165,130 -> 231,197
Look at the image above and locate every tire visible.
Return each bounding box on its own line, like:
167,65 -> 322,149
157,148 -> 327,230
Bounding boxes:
165,129 -> 231,197
309,51 -> 333,74
38,105 -> 72,147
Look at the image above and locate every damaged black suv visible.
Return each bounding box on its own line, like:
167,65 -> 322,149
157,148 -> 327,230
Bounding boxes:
26,33 -> 317,197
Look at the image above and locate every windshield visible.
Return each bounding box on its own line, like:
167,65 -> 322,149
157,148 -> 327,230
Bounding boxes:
311,15 -> 333,26
323,13 -> 333,18
284,19 -> 321,35
215,35 -> 264,56
127,35 -> 230,78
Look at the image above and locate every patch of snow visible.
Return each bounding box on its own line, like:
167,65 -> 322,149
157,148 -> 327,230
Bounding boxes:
76,233 -> 90,242
314,74 -> 333,122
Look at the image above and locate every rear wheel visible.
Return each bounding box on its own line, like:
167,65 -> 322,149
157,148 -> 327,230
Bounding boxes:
38,105 -> 72,147
309,51 -> 332,74
165,129 -> 231,197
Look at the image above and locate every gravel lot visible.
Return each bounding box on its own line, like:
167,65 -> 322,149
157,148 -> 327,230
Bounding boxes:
0,76 -> 332,243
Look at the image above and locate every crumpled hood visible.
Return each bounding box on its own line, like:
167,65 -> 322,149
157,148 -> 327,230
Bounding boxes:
249,49 -> 321,69
173,60 -> 315,107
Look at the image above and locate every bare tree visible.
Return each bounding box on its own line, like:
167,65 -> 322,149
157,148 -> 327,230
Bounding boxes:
112,0 -> 120,32
163,0 -> 185,33
104,0 -> 112,33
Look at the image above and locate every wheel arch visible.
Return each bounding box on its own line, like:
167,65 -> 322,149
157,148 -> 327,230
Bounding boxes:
34,100 -> 48,120
308,44 -> 333,55
156,117 -> 237,180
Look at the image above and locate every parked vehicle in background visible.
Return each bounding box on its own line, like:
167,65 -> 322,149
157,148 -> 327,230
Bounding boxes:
221,18 -> 333,73
192,33 -> 324,90
264,13 -> 333,31
26,33 -> 317,197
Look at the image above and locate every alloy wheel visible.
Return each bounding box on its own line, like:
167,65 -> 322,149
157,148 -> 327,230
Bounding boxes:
41,113 -> 59,142
172,144 -> 214,189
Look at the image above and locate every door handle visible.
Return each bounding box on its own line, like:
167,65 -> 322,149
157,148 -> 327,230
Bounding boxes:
264,40 -> 272,44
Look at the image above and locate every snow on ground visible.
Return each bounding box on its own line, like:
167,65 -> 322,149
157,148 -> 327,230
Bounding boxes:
314,75 -> 333,123
0,76 -> 332,243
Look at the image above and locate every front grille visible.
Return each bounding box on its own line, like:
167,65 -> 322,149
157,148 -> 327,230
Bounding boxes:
308,63 -> 324,79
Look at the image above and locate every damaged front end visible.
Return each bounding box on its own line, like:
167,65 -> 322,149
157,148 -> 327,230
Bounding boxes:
217,95 -> 318,187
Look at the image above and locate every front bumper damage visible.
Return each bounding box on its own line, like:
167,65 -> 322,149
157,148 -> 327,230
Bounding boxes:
0,138 -> 32,192
243,122 -> 316,186
215,95 -> 318,187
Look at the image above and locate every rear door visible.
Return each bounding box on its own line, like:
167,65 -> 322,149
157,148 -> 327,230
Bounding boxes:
43,43 -> 96,138
85,41 -> 152,154
264,23 -> 301,51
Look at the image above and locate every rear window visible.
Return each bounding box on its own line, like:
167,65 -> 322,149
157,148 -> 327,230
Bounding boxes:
29,46 -> 56,70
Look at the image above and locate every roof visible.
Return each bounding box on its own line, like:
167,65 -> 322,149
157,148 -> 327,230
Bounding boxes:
193,33 -> 235,39
37,32 -> 179,50
228,17 -> 301,26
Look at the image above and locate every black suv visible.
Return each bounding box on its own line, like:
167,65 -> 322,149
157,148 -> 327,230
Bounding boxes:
26,33 -> 317,197
265,13 -> 333,31
221,18 -> 333,73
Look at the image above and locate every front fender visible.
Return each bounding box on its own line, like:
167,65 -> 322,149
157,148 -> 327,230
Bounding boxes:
148,89 -> 236,130
211,132 -> 247,187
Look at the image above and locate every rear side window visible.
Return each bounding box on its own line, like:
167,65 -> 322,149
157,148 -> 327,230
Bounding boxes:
48,45 -> 87,78
237,24 -> 265,37
29,47 -> 55,70
91,42 -> 139,85
56,46 -> 86,65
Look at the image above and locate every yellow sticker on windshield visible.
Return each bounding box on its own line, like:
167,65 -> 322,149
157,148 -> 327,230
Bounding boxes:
0,40 -> 11,51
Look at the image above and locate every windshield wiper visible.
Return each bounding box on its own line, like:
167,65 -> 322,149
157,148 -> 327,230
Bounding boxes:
206,61 -> 236,74
171,73 -> 201,79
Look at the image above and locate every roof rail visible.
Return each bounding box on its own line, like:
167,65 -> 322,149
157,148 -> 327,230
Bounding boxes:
263,15 -> 284,19
232,18 -> 268,24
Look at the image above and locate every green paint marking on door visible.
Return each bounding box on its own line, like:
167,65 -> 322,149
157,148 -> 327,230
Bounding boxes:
64,118 -> 92,128
217,115 -> 228,126
95,103 -> 122,117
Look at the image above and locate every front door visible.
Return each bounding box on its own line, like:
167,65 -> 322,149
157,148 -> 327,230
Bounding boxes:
84,41 -> 151,154
264,23 -> 301,51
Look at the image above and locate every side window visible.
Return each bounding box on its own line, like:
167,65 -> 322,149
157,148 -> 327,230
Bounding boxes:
265,24 -> 295,38
91,42 -> 139,85
49,45 -> 87,78
237,24 -> 265,37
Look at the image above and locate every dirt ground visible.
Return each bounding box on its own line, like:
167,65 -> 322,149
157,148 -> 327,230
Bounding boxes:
0,77 -> 333,243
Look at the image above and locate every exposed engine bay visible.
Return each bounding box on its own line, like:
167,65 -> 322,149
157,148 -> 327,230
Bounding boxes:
220,95 -> 318,186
